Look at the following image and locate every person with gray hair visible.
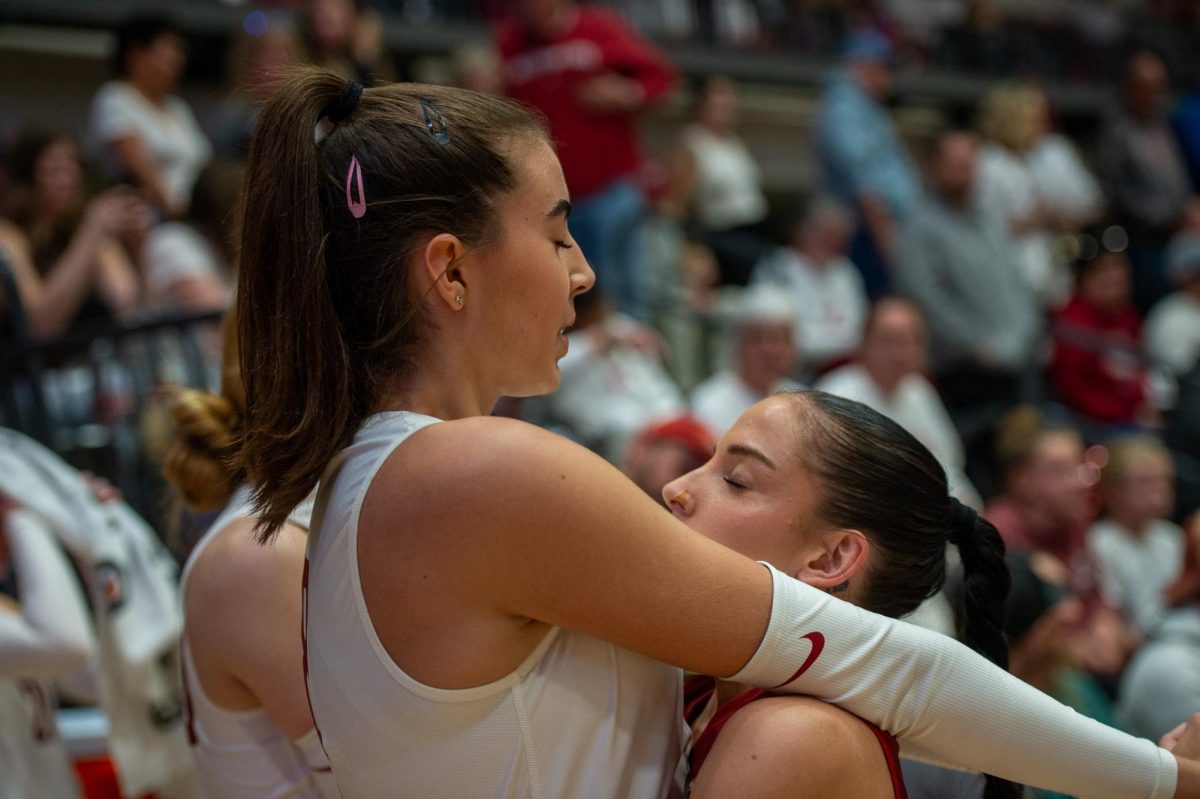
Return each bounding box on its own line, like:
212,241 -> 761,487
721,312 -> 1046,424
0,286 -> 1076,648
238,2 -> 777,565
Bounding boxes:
690,287 -> 802,435
750,197 -> 869,376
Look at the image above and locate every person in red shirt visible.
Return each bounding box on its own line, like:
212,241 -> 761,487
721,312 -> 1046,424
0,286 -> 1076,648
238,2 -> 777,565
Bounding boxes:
1051,229 -> 1152,428
496,0 -> 676,318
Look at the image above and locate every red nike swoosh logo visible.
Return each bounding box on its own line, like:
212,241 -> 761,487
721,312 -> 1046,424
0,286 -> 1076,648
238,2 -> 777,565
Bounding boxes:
769,631 -> 825,690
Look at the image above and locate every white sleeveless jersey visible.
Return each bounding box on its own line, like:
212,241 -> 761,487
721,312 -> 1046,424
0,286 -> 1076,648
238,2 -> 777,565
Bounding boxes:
304,412 -> 686,799
180,487 -> 338,799
0,677 -> 80,799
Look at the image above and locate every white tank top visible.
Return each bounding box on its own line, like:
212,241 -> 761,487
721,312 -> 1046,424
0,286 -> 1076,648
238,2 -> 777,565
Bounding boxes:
304,411 -> 686,799
180,487 -> 338,799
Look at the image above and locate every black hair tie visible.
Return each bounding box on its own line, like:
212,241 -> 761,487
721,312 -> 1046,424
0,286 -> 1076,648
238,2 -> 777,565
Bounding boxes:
325,80 -> 363,124
947,497 -> 976,547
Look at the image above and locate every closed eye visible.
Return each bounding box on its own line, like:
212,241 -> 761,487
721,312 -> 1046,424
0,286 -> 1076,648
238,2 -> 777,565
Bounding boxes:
723,476 -> 746,491
556,240 -> 574,250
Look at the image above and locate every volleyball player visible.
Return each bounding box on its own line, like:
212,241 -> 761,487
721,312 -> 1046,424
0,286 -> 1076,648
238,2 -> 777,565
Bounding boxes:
233,71 -> 1200,797
165,317 -> 339,799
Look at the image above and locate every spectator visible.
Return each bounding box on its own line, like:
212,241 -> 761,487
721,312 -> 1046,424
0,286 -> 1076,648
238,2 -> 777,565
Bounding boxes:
0,495 -> 93,799
497,0 -> 676,318
88,15 -> 212,217
0,131 -> 146,341
1117,604 -> 1200,742
620,416 -> 715,507
976,85 -> 1102,308
1096,50 -> 1192,312
896,131 -> 1039,419
690,287 -> 800,435
528,289 -> 685,461
815,29 -> 921,298
817,297 -> 979,506
298,0 -> 392,84
1051,228 -> 1152,430
1145,229 -> 1200,379
209,21 -> 301,160
986,407 -> 1136,680
751,197 -> 867,374
668,75 -> 773,287
1088,436 -> 1185,636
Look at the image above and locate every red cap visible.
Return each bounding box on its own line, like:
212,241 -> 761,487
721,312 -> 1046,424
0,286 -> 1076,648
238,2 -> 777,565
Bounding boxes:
636,416 -> 717,464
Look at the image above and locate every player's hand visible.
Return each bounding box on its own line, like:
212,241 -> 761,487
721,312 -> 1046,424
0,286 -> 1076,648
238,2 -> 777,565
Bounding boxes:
1162,714 -> 1200,761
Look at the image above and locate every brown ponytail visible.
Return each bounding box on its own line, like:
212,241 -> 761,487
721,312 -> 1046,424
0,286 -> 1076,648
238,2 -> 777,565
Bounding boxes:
234,69 -> 546,541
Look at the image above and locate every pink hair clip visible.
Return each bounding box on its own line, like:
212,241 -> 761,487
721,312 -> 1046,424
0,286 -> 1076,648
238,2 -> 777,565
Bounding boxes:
345,155 -> 366,219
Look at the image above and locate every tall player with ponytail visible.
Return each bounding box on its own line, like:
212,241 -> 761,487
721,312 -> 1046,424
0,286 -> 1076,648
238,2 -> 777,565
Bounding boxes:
234,69 -> 1200,798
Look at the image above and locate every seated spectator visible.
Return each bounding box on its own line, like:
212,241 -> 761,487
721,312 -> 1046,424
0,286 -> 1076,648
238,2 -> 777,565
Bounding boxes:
1089,436 -> 1185,636
88,15 -> 212,218
668,75 -> 773,287
896,130 -> 1039,422
528,290 -> 685,461
0,131 -> 146,341
620,416 -> 715,507
751,198 -> 868,375
0,494 -> 94,799
976,85 -> 1103,308
691,288 -> 800,435
817,297 -> 979,506
1096,50 -> 1192,312
1051,228 -> 1152,430
140,161 -> 239,313
1145,230 -> 1200,379
987,407 -> 1136,679
299,0 -> 393,84
209,20 -> 301,159
815,30 -> 921,298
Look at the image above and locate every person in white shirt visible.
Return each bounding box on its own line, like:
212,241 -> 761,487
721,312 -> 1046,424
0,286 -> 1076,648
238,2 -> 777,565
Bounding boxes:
751,198 -> 868,375
817,297 -> 980,506
1089,436 -> 1186,636
692,287 -> 801,435
1146,232 -> 1200,379
88,16 -> 212,217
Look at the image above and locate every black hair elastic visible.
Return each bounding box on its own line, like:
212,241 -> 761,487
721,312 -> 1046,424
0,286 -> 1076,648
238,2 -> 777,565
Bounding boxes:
946,497 -> 976,546
326,80 -> 363,124
420,99 -> 451,145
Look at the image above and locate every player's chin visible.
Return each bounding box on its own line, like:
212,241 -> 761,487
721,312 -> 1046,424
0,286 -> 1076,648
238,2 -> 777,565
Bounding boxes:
510,364 -> 562,399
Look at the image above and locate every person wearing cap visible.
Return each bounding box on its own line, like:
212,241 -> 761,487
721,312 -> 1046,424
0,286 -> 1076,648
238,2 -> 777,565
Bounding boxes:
620,416 -> 715,508
690,287 -> 801,436
1145,230 -> 1200,379
814,29 -> 921,299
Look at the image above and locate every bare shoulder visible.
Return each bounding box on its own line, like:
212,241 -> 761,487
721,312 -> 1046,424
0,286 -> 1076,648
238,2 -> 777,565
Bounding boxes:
693,696 -> 896,799
184,516 -> 307,622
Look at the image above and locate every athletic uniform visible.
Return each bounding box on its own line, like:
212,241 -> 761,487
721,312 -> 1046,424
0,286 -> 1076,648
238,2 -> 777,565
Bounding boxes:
683,675 -> 907,798
180,487 -> 338,799
303,412 -> 687,799
0,509 -> 91,799
302,412 -> 1178,799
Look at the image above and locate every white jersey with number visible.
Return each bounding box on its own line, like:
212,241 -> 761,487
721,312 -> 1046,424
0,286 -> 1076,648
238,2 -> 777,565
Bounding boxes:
303,411 -> 686,799
180,487 -> 338,799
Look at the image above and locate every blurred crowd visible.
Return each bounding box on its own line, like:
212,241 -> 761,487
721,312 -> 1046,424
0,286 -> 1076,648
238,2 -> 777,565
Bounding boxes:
2,1 -> 1200,797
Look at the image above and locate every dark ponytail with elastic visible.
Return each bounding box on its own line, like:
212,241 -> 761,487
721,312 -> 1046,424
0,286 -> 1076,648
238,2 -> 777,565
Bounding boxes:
787,390 -> 1021,799
234,68 -> 546,541
947,501 -> 1020,799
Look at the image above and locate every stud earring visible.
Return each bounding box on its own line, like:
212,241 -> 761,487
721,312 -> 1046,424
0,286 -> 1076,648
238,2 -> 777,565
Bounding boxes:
455,295 -> 464,306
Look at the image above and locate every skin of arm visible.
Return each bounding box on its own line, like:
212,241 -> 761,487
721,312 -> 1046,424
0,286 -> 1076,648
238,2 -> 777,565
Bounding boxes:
108,135 -> 174,215
0,220 -> 104,341
183,517 -> 315,738
93,237 -> 142,322
691,696 -> 896,799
